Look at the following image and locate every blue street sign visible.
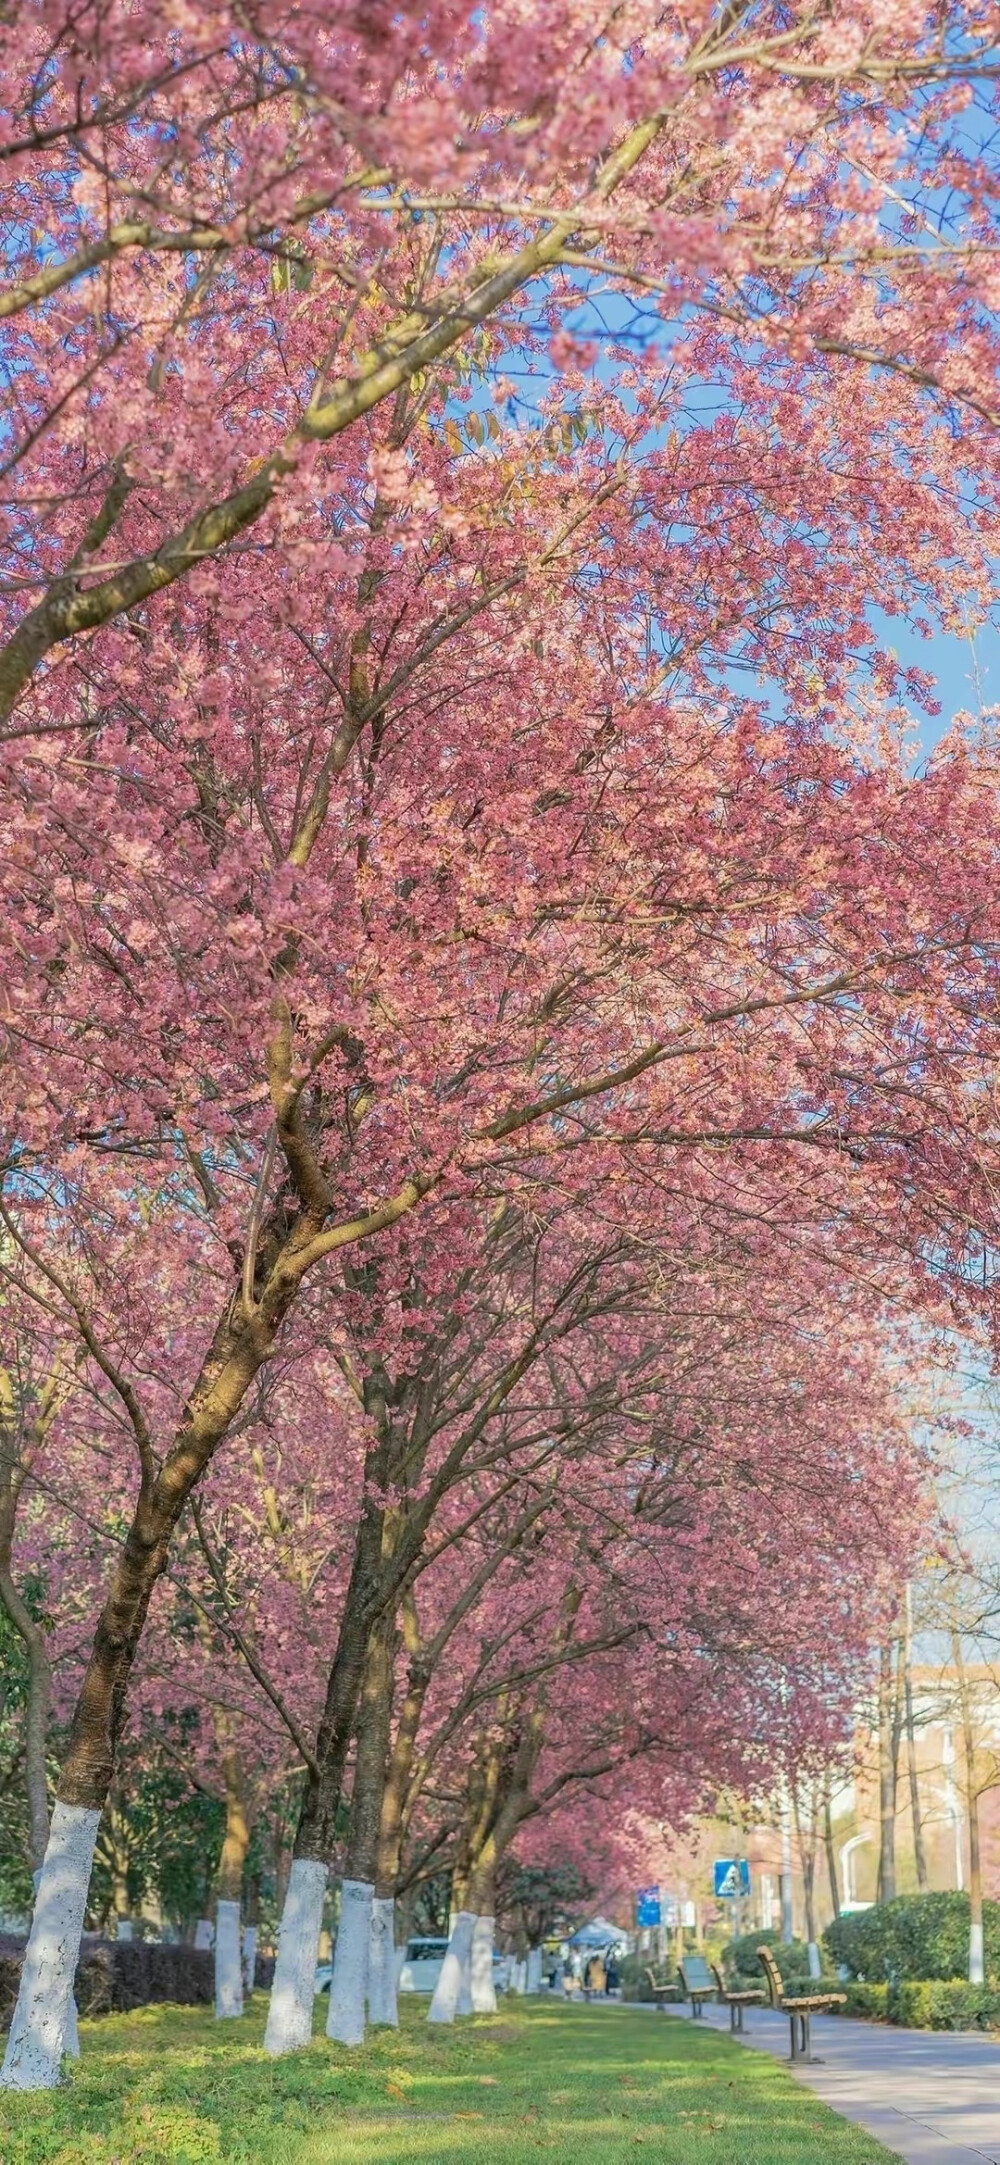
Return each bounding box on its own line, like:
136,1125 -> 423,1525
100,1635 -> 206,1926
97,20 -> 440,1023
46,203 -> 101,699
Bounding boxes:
713,1859 -> 750,1899
636,1885 -> 661,1926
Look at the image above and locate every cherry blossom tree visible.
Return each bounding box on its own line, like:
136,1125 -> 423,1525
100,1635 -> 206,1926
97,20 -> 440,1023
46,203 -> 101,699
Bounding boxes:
5,1 -> 1000,2090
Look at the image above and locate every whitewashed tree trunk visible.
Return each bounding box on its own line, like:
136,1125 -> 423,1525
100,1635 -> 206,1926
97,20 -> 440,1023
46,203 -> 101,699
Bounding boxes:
470,1914 -> 497,2014
807,1941 -> 822,1980
116,1918 -> 133,1942
457,1921 -> 473,2016
970,1919 -> 985,1985
193,1917 -> 214,1950
326,1878 -> 373,2045
263,1857 -> 327,2057
242,1923 -> 258,1994
367,1896 -> 399,2027
28,1863 -> 80,2060
510,1957 -> 527,1994
1,1802 -> 100,2090
214,1898 -> 243,2019
428,1910 -> 475,2024
526,1946 -> 543,1993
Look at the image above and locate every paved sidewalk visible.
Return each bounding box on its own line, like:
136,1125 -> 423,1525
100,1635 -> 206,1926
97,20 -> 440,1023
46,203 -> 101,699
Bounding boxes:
663,2002 -> 1000,2164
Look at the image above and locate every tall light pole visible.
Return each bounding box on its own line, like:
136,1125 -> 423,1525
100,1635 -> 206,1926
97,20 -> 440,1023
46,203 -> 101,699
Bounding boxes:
839,1832 -> 873,1908
779,1785 -> 794,1943
942,1726 -> 964,1892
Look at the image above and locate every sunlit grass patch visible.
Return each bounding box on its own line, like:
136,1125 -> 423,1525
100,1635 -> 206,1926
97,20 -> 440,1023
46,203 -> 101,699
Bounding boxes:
0,1997 -> 901,2165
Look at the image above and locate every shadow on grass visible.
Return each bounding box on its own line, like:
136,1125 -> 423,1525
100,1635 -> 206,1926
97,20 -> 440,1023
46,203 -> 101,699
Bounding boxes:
0,1998 -> 903,2165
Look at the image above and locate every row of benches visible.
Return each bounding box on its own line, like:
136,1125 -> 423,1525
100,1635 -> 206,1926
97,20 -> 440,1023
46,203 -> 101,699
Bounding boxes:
644,1947 -> 845,2062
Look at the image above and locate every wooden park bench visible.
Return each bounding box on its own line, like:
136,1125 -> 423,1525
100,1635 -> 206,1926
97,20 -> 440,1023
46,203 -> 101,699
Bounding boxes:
757,1946 -> 846,2062
677,1953 -> 717,2018
709,1961 -> 764,2032
643,1965 -> 680,2008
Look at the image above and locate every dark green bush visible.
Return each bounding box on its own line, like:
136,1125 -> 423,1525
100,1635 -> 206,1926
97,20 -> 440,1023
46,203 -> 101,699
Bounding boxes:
834,1981 -> 890,2019
619,1952 -> 652,2001
830,1977 -> 1000,2028
891,1979 -> 1000,2030
619,1950 -> 681,2002
722,1929 -> 812,1987
824,1893 -> 1000,1983
0,1933 -> 213,2030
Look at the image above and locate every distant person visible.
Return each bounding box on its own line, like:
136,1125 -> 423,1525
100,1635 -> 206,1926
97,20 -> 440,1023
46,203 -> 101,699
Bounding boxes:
605,1953 -> 619,1996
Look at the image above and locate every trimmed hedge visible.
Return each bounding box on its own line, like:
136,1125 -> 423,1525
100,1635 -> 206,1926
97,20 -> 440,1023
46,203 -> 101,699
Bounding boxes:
824,1893 -> 1000,1983
0,1933 -> 214,2032
892,1979 -> 1000,2030
837,1980 -> 890,2019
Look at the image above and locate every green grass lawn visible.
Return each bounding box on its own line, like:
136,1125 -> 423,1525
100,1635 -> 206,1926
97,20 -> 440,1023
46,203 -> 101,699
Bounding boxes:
0,1998 -> 901,2165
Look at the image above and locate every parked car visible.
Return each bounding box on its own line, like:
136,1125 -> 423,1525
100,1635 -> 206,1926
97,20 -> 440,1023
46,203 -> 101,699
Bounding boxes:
315,1935 -> 509,1997
315,1937 -> 446,1995
398,1935 -> 450,1993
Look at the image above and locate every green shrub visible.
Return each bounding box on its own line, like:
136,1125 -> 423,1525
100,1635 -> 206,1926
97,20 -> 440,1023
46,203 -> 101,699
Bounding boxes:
0,1933 -> 213,2031
618,1952 -> 653,2001
618,1951 -> 681,2003
824,1893 -> 1000,1983
722,1929 -> 812,1987
834,1981 -> 890,2019
829,1976 -> 1000,2028
890,1978 -> 1000,2030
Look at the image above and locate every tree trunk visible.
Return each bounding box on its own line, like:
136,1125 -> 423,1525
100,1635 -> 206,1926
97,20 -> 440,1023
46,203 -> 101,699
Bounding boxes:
376,1648 -> 430,1898
780,1794 -> 794,1942
793,1788 -> 821,1977
293,1504 -> 385,1862
903,1583 -> 929,1892
952,1631 -> 983,1983
0,1576 -> 50,1878
434,1724 -> 540,2030
824,1783 -> 841,1918
215,1747 -> 250,2019
0,1432 -> 52,1877
111,1863 -> 132,1940
968,1782 -> 984,1986
326,1614 -> 395,2047
367,1896 -> 398,2027
469,1881 -> 497,2016
326,1879 -> 374,2047
428,1911 -> 476,2023
264,1505 -> 385,2057
243,1872 -> 261,1993
876,1638 -> 898,1903
0,1802 -> 99,2089
1,1279 -> 302,2090
262,1857 -> 327,2056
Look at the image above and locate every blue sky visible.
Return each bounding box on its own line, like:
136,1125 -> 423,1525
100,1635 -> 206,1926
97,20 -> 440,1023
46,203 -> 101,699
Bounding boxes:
881,614 -> 1000,759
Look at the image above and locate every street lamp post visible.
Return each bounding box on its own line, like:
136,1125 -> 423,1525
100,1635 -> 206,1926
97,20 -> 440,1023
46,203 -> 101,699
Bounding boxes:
941,1727 -> 964,1893
839,1833 -> 873,1908
780,1793 -> 795,1945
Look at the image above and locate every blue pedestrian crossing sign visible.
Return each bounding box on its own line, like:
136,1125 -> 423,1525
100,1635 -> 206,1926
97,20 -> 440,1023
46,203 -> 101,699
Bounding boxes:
713,1859 -> 750,1899
636,1885 -> 662,1926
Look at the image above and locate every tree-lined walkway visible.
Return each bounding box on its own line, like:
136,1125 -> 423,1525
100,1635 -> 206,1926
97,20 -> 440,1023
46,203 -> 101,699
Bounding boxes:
665,2001 -> 1000,2164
